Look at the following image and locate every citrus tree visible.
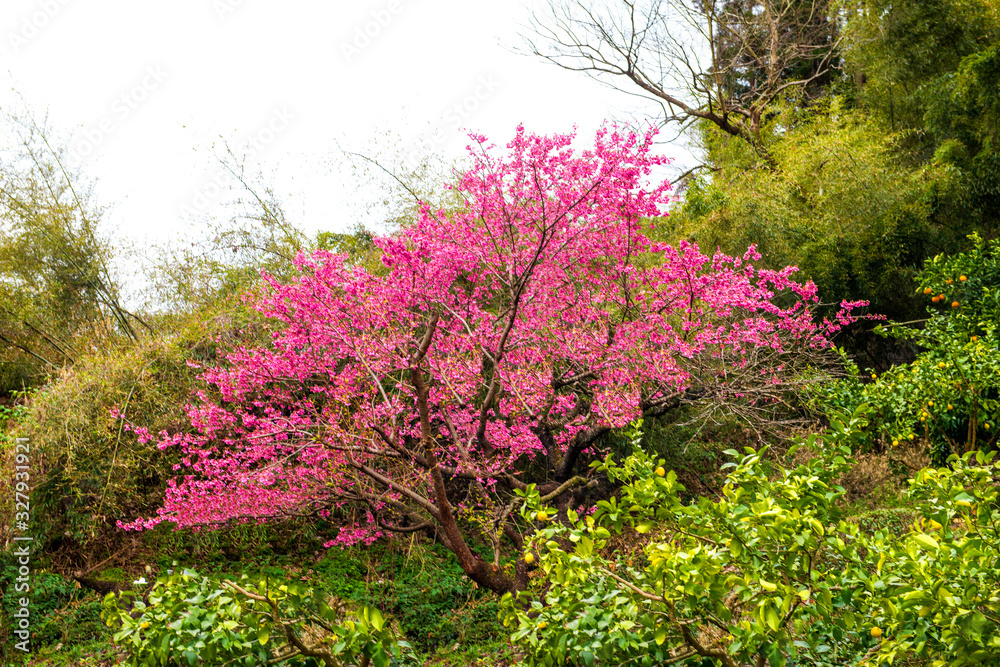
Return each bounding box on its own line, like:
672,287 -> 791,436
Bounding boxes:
105,568 -> 406,667
502,415 -> 1000,666
818,233 -> 1000,461
864,450 -> 1000,666
501,412 -> 878,667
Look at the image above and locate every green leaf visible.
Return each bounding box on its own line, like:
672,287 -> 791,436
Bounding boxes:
913,533 -> 939,550
765,607 -> 781,632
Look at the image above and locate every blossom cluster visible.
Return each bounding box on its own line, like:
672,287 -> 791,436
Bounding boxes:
119,124 -> 867,539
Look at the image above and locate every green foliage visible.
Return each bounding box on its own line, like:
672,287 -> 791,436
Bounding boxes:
925,43 -> 1000,157
816,234 -> 1000,461
104,568 -> 408,667
502,413 -> 877,667
670,101 -> 946,325
663,2 -> 1000,362
11,279 -> 283,554
344,542 -> 501,655
0,563 -> 112,664
0,114 -> 143,392
23,337 -> 191,550
503,410 -> 1000,666
311,548 -> 371,602
315,226 -> 386,275
843,0 -> 999,131
866,450 -> 1000,665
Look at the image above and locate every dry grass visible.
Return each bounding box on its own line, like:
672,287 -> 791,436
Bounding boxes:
789,438 -> 930,504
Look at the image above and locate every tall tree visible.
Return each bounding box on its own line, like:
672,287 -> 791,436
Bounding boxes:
842,0 -> 999,132
525,0 -> 843,163
121,126 -> 864,594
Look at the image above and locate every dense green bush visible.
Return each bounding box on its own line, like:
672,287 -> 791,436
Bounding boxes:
816,234 -> 1000,462
0,563 -> 112,664
502,413 -> 1000,666
340,543 -> 504,656
10,291 -> 281,557
24,337 -> 194,552
104,568 -> 408,667
502,414 -> 875,667
668,101 -> 949,331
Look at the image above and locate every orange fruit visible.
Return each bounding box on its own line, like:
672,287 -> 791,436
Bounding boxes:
960,275 -> 967,281
952,301 -> 960,308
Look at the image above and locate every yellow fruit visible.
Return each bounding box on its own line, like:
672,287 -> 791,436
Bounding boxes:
892,440 -> 899,447
960,275 -> 967,281
871,627 -> 883,638
909,434 -> 915,440
655,466 -> 666,477
524,552 -> 535,565
140,622 -> 150,629
537,622 -> 547,629
536,511 -> 549,521
928,401 -> 934,407
939,362 -> 947,369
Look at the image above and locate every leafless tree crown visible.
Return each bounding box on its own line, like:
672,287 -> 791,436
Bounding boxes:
525,0 -> 843,159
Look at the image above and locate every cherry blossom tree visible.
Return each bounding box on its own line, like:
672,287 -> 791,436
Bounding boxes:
122,125 -> 863,593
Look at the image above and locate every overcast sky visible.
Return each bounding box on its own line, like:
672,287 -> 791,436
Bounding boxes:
0,0 -> 694,252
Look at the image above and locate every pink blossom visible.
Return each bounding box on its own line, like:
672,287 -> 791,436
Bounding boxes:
118,125 -> 869,577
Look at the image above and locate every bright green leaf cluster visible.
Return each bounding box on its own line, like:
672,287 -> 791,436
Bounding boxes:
866,450 -> 1000,666
504,412 -> 1000,666
103,568 -> 407,667
816,234 -> 1000,461
502,412 -> 876,667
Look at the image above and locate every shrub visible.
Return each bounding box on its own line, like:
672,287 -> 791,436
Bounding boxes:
816,234 -> 1000,462
502,413 -> 877,667
104,568 -> 408,667
503,411 -> 1000,666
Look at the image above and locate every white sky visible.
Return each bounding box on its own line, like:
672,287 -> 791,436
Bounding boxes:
0,0 -> 696,254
